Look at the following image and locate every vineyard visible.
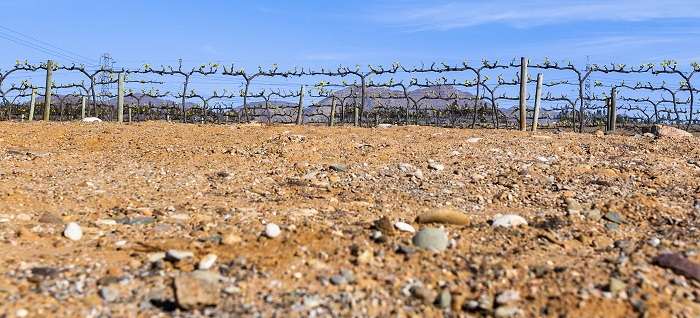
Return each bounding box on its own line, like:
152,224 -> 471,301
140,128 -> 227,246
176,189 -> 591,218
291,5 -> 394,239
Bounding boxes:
1,57 -> 699,132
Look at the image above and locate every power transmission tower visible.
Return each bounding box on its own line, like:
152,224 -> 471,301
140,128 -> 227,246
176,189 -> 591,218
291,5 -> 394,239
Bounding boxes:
584,55 -> 592,113
99,53 -> 114,102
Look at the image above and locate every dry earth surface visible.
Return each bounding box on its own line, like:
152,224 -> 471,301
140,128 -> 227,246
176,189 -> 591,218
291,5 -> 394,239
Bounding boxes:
0,121 -> 699,317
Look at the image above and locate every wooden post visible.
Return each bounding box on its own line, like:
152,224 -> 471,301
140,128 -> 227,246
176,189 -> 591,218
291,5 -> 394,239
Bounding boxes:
532,73 -> 543,132
29,89 -> 36,121
329,97 -> 336,127
44,60 -> 53,121
81,96 -> 86,119
610,88 -> 617,131
295,85 -> 305,125
518,57 -> 528,131
129,104 -> 133,123
117,73 -> 124,122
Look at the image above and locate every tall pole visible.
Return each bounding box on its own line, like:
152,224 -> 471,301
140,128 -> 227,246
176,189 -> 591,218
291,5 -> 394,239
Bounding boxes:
44,60 -> 53,121
295,85 -> 305,125
117,73 -> 124,122
519,57 -> 528,131
532,73 -> 543,132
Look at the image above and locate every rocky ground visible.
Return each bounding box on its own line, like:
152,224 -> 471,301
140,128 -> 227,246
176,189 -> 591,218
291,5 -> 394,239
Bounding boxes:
0,121 -> 699,317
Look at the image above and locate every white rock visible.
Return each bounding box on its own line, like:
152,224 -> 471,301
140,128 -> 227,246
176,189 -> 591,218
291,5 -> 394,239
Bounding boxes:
398,163 -> 414,171
450,150 -> 461,156
16,308 -> 28,317
265,223 -> 281,238
427,163 -> 445,171
466,137 -> 482,143
394,221 -> 416,233
63,222 -> 83,241
198,253 -> 217,270
165,249 -> 194,261
81,117 -> 102,122
492,214 -> 528,228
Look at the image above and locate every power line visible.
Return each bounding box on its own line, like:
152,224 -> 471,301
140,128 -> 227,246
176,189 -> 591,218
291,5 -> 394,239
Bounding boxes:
0,25 -> 99,65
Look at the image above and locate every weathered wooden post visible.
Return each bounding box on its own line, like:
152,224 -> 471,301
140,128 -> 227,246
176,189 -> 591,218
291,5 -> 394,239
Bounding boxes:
609,88 -> 617,131
44,60 -> 53,121
29,89 -> 36,121
81,96 -> 86,119
329,97 -> 336,127
519,57 -> 528,131
532,73 -> 543,132
117,73 -> 124,122
295,85 -> 305,125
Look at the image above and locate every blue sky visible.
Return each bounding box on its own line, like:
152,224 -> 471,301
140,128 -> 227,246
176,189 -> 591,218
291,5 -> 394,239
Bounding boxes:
3,0 -> 700,68
2,0 -> 700,104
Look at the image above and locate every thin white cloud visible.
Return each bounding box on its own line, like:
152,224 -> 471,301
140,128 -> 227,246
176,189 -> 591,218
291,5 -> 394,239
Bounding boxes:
381,1 -> 700,30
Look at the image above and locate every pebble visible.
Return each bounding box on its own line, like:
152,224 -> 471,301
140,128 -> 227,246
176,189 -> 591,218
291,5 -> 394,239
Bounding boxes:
198,254 -> 217,270
63,222 -> 83,241
410,286 -> 437,304
496,289 -> 521,305
466,137 -> 482,143
394,221 -> 415,233
415,208 -> 471,226
649,237 -> 661,247
604,212 -> 629,224
173,275 -> 220,310
608,278 -> 626,293
221,233 -> 243,245
398,163 -> 414,171
373,216 -> 396,236
15,309 -> 28,317
99,286 -> 120,302
39,214 -> 63,224
330,275 -> 348,285
427,163 -> 444,171
329,164 -> 348,172
412,228 -> 449,252
494,306 -> 524,317
265,223 -> 281,238
450,150 -> 461,156
492,214 -> 528,228
165,250 -> 195,261
439,290 -> 452,308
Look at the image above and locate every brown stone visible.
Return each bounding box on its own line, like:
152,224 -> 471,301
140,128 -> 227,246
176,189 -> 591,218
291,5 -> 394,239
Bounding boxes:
415,209 -> 471,226
174,275 -> 220,310
373,216 -> 396,236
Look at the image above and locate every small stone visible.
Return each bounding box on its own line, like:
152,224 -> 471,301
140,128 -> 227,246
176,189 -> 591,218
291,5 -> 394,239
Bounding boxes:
427,163 -> 444,171
99,286 -> 119,302
496,289 -> 520,305
394,221 -> 415,233
15,309 -> 28,317
584,209 -> 602,221
465,137 -> 482,143
439,290 -> 452,308
649,237 -> 661,247
330,275 -> 348,285
265,223 -> 281,238
198,254 -> 217,270
63,222 -> 83,241
494,306 -> 524,317
450,150 -> 461,156
173,275 -> 220,310
412,228 -> 449,252
373,217 -> 396,236
165,250 -> 195,261
604,212 -> 629,224
410,286 -> 437,304
492,214 -> 528,228
38,214 -> 63,224
608,278 -> 626,293
329,164 -> 348,172
357,250 -> 373,264
221,233 -> 243,245
415,208 -> 471,226
605,223 -> 619,232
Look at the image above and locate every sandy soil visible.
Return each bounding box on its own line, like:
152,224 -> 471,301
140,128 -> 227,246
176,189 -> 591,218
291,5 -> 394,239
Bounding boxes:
0,121 -> 699,317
